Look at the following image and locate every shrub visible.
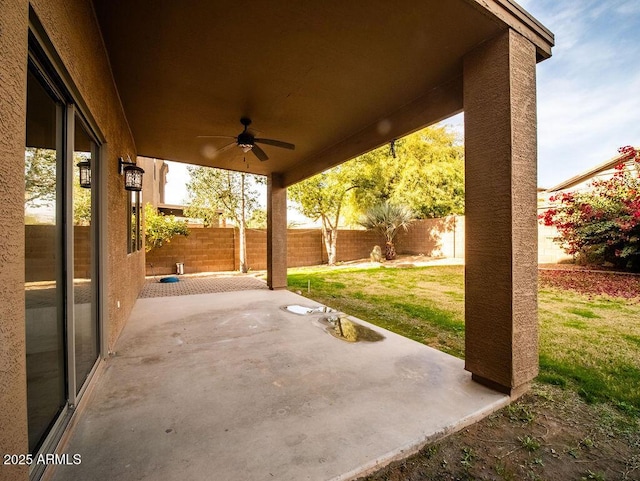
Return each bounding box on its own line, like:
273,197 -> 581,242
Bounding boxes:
540,146 -> 640,270
144,203 -> 189,252
358,201 -> 416,260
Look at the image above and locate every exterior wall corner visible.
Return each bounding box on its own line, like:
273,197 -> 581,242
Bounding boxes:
0,0 -> 30,479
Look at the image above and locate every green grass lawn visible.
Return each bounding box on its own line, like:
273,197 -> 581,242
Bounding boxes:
287,264 -> 640,417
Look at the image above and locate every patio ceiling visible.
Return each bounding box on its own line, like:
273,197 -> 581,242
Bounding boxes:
92,0 -> 552,186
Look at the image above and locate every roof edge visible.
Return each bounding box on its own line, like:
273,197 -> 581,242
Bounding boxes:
465,0 -> 555,60
545,147 -> 639,192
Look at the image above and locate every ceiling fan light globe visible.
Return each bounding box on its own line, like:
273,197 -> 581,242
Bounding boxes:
239,144 -> 253,153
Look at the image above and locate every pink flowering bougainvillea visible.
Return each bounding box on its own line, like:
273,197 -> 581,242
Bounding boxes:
540,146 -> 640,270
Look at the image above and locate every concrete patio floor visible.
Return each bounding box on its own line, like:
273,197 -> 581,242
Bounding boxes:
49,288 -> 508,481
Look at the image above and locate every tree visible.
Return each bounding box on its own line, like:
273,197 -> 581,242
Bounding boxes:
25,147 -> 57,206
288,165 -> 358,265
184,166 -> 263,273
246,209 -> 267,229
540,146 -> 640,270
25,148 -> 93,225
345,125 -> 464,222
73,181 -> 92,226
358,201 -> 416,260
288,125 -> 463,264
144,203 -> 189,252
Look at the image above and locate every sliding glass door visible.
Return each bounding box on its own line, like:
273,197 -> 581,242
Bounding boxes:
24,68 -> 67,453
73,117 -> 99,395
25,57 -> 101,455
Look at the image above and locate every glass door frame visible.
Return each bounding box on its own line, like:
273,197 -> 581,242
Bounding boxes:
27,17 -> 106,477
65,105 -> 102,406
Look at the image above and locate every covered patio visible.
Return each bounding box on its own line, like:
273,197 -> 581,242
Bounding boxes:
0,2 -> 553,480
92,0 -> 554,396
49,288 -> 507,481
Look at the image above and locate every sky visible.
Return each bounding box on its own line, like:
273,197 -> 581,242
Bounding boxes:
520,0 -> 640,188
164,0 -> 640,203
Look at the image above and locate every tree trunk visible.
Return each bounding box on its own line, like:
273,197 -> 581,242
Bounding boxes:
238,222 -> 248,273
385,241 -> 396,260
321,220 -> 337,265
238,174 -> 248,273
328,229 -> 337,265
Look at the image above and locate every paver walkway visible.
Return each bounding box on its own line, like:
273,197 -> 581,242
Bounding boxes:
139,274 -> 268,298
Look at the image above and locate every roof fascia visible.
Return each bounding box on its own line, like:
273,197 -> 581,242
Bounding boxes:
464,0 -> 554,60
545,150 -> 637,192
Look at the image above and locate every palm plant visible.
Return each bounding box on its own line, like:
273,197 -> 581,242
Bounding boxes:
358,201 -> 416,260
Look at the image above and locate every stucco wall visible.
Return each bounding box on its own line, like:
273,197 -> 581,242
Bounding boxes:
0,1 -> 30,479
463,29 -> 539,394
30,0 -> 145,350
0,1 -> 143,476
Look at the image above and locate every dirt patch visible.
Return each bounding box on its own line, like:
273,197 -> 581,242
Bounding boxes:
357,384 -> 640,481
539,268 -> 640,301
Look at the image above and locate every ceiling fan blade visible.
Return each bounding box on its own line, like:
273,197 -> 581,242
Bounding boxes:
200,140 -> 236,160
197,135 -> 236,139
255,138 -> 295,150
252,144 -> 269,161
217,142 -> 237,154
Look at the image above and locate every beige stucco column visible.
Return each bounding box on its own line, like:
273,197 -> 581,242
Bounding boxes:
267,173 -> 287,289
0,0 -> 29,480
463,29 -> 538,397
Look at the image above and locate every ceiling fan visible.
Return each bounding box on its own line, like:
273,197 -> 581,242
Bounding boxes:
198,117 -> 295,161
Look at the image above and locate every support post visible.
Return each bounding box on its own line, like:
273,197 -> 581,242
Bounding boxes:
0,1 -> 30,479
463,29 -> 539,397
267,173 -> 287,289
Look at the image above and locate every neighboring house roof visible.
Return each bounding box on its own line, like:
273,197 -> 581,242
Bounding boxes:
158,204 -> 224,217
157,204 -> 187,217
545,147 -> 639,193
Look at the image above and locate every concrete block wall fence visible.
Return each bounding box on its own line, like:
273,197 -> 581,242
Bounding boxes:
146,228 -> 236,275
396,216 -> 464,258
332,229 -> 382,264
144,217 -> 469,275
538,224 -> 572,264
25,226 -> 92,282
27,217 -> 569,278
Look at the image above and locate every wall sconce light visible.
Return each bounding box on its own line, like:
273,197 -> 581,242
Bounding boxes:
77,160 -> 91,188
118,156 -> 144,192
